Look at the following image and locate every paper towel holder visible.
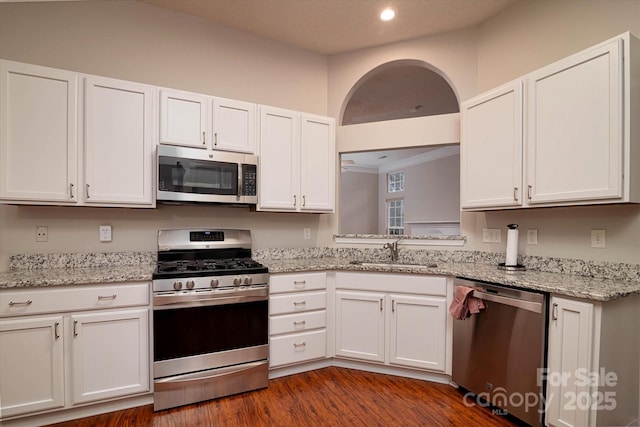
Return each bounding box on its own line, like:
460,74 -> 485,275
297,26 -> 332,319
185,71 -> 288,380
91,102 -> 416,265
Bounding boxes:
499,223 -> 526,271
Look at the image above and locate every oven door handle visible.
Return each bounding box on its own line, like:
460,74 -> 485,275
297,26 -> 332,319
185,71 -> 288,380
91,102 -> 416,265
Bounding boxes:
154,360 -> 267,392
153,292 -> 267,309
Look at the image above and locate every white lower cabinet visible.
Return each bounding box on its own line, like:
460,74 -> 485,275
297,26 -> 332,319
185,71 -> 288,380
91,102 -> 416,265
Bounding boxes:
0,283 -> 151,421
0,315 -> 65,418
388,294 -> 447,372
335,290 -> 385,362
546,295 -> 640,427
269,272 -> 327,369
70,309 -> 149,404
334,272 -> 450,374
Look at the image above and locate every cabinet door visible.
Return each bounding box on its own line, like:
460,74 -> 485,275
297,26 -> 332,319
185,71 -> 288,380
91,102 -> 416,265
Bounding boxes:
70,308 -> 149,404
300,114 -> 335,212
389,294 -> 447,372
460,81 -> 523,209
335,291 -> 385,363
213,97 -> 256,153
160,88 -> 208,149
527,39 -> 623,205
546,297 -> 594,427
258,106 -> 299,211
0,60 -> 78,203
0,315 -> 64,417
84,76 -> 154,206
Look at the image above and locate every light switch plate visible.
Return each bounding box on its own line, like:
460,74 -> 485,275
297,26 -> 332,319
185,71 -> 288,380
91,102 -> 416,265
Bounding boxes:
527,229 -> 538,245
591,229 -> 605,248
482,228 -> 501,243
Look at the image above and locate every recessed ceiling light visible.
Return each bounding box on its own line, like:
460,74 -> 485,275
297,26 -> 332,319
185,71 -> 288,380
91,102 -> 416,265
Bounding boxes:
380,8 -> 395,21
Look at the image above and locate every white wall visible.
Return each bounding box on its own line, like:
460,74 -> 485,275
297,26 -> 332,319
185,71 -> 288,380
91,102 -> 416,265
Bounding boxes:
466,0 -> 640,263
1,0 -> 639,269
0,0 -> 329,271
339,171 -> 378,234
328,0 -> 640,264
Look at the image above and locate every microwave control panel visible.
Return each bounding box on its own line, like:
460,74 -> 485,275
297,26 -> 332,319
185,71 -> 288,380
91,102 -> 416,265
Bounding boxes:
243,164 -> 257,196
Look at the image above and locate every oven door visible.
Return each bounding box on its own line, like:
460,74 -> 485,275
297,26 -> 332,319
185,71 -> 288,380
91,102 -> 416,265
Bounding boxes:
158,145 -> 254,204
153,287 -> 269,379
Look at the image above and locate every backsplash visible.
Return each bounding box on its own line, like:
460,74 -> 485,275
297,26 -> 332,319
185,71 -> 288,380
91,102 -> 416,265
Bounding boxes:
254,247 -> 640,283
9,252 -> 156,270
8,248 -> 639,283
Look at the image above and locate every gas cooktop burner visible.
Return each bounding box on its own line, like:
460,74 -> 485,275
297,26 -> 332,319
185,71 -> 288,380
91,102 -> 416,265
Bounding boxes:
156,258 -> 264,274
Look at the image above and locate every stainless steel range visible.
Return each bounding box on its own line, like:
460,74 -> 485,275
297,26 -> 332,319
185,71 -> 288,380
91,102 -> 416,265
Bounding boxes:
152,229 -> 269,411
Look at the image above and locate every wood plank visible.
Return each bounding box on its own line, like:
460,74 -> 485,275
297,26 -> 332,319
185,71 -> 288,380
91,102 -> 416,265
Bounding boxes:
45,367 -> 521,426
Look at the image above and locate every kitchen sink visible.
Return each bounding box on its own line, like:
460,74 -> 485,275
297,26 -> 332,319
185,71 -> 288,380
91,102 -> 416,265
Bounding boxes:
350,261 -> 437,269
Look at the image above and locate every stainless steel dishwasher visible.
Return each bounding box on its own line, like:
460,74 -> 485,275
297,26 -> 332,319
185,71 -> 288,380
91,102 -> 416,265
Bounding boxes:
452,278 -> 548,426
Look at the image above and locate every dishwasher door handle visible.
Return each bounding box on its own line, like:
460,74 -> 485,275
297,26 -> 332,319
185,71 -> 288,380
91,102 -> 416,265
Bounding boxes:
471,290 -> 543,314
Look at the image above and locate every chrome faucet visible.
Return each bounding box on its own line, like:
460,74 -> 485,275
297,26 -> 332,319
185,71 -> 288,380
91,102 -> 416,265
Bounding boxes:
383,240 -> 400,262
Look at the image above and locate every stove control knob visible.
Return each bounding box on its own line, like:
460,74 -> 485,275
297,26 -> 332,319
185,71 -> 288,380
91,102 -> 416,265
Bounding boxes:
186,280 -> 195,290
244,277 -> 253,285
210,279 -> 219,288
173,281 -> 183,291
233,277 -> 242,286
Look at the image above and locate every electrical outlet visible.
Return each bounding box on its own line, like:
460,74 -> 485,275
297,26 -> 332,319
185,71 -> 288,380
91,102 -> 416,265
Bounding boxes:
591,229 -> 605,248
99,225 -> 112,242
527,229 -> 538,245
35,226 -> 48,242
303,228 -> 311,240
482,228 -> 501,243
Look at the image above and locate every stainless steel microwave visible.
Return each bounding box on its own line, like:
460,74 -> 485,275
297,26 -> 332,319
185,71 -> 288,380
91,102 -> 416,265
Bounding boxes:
157,145 -> 258,204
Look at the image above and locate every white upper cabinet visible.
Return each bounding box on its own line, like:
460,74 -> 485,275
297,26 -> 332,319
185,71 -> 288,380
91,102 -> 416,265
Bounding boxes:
159,88 -> 257,154
84,76 -> 155,206
526,38 -> 623,205
159,88 -> 208,149
258,106 -> 299,211
258,106 -> 335,213
300,114 -> 335,212
0,60 -> 78,203
461,32 -> 640,210
212,97 -> 256,153
0,60 -> 155,207
460,81 -> 523,209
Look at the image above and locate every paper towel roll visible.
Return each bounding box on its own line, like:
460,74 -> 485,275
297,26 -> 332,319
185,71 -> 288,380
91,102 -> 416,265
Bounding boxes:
505,224 -> 519,266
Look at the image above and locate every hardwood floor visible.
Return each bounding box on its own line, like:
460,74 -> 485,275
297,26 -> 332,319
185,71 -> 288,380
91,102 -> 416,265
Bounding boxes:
46,367 -> 523,426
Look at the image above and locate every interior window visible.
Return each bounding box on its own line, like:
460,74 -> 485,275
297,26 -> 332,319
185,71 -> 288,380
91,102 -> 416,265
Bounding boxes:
387,171 -> 405,193
387,199 -> 404,235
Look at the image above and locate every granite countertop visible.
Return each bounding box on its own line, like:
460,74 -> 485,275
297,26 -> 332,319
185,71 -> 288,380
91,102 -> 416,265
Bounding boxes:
1,251 -> 639,302
0,264 -> 156,288
262,257 -> 640,302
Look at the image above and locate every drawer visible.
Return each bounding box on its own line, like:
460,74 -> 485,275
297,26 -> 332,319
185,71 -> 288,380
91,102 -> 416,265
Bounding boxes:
269,310 -> 326,336
270,329 -> 327,368
0,283 -> 150,317
269,291 -> 326,315
269,272 -> 326,294
335,272 -> 447,296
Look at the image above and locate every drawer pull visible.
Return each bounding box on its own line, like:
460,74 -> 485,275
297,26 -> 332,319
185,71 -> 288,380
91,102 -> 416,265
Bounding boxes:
293,301 -> 306,307
98,294 -> 117,300
293,280 -> 306,288
54,322 -> 60,340
73,320 -> 78,337
9,300 -> 32,306
293,320 -> 306,327
293,341 -> 306,348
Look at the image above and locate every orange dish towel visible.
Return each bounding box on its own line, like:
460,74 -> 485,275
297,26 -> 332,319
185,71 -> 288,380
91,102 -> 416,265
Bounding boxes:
449,285 -> 486,320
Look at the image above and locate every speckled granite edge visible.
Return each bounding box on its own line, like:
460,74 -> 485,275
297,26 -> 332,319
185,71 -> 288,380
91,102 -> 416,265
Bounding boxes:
9,252 -> 157,270
333,233 -> 467,241
253,248 -> 640,283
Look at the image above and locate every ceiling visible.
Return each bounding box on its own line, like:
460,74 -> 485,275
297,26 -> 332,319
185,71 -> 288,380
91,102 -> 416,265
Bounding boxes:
138,0 -> 518,55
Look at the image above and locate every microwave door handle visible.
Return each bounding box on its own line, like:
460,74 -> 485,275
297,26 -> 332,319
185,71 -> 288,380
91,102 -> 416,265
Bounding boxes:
237,164 -> 243,198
